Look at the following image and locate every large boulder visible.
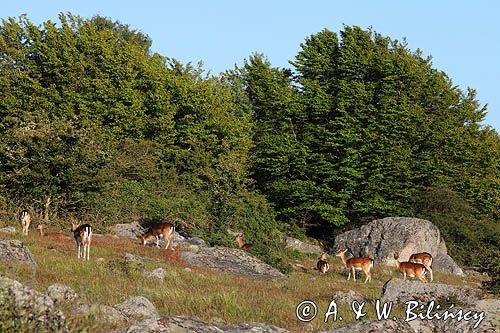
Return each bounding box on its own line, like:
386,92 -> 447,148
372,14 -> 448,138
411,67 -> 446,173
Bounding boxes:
111,222 -> 144,239
381,278 -> 483,305
0,226 -> 16,234
0,240 -> 37,266
334,217 -> 463,274
114,296 -> 158,321
0,276 -> 67,332
318,319 -> 415,332
46,283 -> 79,305
179,246 -> 285,281
221,323 -> 289,332
78,303 -> 128,324
283,237 -> 323,254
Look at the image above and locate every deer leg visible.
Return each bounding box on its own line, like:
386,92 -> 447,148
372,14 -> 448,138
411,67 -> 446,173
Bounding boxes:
347,270 -> 351,280
352,268 -> 356,282
156,235 -> 160,248
165,238 -> 170,250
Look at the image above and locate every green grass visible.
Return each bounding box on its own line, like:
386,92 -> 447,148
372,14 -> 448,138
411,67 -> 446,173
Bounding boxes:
0,231 -> 486,332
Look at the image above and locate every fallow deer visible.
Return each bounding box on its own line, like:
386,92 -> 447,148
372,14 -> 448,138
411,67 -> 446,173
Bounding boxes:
36,224 -> 46,237
234,233 -> 253,251
141,222 -> 174,249
72,222 -> 93,260
335,249 -> 374,283
317,252 -> 330,274
409,252 -> 433,282
394,252 -> 427,282
21,210 -> 31,236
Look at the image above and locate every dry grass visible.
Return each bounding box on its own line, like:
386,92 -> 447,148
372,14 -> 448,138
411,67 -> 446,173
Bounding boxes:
0,230 -> 485,332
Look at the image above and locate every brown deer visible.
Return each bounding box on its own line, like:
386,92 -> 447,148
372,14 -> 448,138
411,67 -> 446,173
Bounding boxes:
234,233 -> 253,250
21,210 -> 31,236
335,249 -> 374,283
36,224 -> 46,237
317,252 -> 330,274
394,252 -> 427,282
409,252 -> 433,282
72,222 -> 93,260
141,223 -> 174,249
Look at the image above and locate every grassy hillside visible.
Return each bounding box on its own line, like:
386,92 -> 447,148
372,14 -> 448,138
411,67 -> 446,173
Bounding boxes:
0,230 -> 485,332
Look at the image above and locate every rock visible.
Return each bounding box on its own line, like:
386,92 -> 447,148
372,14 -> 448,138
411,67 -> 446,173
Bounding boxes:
318,319 -> 415,332
143,268 -> 166,280
119,316 -> 224,332
123,253 -> 155,264
381,278 -> 483,305
221,323 -> 289,332
114,296 -> 158,321
0,276 -> 67,332
284,237 -> 323,254
0,226 -> 16,234
46,284 -> 79,305
78,303 -> 128,324
111,222 -> 144,239
179,246 -> 285,281
332,290 -> 371,304
0,240 -> 37,266
333,217 -> 463,274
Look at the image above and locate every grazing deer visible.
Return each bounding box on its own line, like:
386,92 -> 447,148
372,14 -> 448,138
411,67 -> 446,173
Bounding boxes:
72,222 -> 93,260
36,224 -> 46,237
20,210 -> 31,236
317,252 -> 330,274
409,252 -> 433,282
142,223 -> 174,249
335,249 -> 374,283
394,252 -> 427,282
234,233 -> 253,251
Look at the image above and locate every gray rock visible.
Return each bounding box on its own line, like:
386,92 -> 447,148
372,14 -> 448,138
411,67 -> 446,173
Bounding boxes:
0,276 -> 67,332
0,239 -> 37,266
78,303 -> 128,324
334,217 -> 463,274
120,316 -> 224,332
318,319 -> 415,332
46,284 -> 79,305
179,246 -> 285,281
0,226 -> 16,234
112,222 -> 144,239
381,278 -> 483,305
143,268 -> 166,280
123,253 -> 155,264
222,323 -> 289,332
332,290 -> 371,304
114,296 -> 158,321
284,237 -> 323,254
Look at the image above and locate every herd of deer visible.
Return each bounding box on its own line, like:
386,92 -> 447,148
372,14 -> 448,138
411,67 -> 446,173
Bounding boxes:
17,210 -> 253,261
316,249 -> 434,283
18,209 -> 434,282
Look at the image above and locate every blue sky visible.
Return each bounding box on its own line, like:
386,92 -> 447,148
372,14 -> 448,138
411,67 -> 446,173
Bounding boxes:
3,1 -> 499,130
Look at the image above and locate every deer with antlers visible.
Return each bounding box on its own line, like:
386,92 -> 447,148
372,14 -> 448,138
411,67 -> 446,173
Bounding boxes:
335,249 -> 374,283
72,222 -> 93,260
394,252 -> 427,282
141,222 -> 174,249
317,252 -> 330,274
234,233 -> 253,251
20,209 -> 31,236
409,252 -> 433,282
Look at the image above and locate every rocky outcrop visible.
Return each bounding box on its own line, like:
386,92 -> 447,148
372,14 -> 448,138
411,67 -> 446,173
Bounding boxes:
381,278 -> 483,305
318,319 -> 414,332
0,226 -> 16,234
284,237 -> 323,254
115,316 -> 290,333
332,290 -> 371,304
114,296 -> 158,321
0,276 -> 67,332
0,240 -> 37,266
46,284 -> 79,305
334,217 -> 463,274
78,303 -> 128,324
111,222 -> 144,239
179,246 -> 285,281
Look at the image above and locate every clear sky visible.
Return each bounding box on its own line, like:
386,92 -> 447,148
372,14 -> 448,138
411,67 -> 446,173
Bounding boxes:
3,1 -> 499,130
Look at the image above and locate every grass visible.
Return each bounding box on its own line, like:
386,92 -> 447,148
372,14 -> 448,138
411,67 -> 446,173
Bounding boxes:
0,229 -> 486,332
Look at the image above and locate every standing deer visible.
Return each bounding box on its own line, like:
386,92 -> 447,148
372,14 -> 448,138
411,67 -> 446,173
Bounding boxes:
394,252 -> 427,282
36,224 -> 46,237
409,252 -> 433,282
317,252 -> 330,274
72,222 -> 93,260
20,210 -> 31,236
234,233 -> 253,251
335,249 -> 374,283
141,222 -> 174,249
